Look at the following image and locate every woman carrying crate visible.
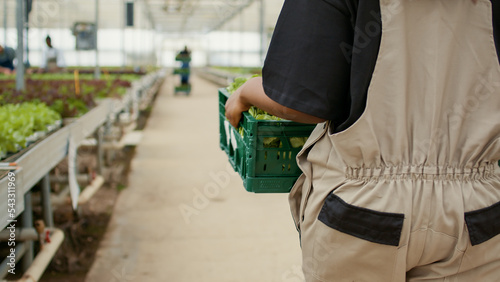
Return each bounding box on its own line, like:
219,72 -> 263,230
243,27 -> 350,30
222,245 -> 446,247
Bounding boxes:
225,0 -> 500,281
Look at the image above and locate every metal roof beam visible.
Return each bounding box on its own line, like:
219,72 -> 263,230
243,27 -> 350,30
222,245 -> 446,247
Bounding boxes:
206,0 -> 255,33
143,0 -> 157,29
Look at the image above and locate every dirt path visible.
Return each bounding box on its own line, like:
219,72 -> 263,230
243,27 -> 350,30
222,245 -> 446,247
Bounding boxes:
84,74 -> 303,282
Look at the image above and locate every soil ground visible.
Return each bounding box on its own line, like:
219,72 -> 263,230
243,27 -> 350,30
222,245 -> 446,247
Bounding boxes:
84,74 -> 302,282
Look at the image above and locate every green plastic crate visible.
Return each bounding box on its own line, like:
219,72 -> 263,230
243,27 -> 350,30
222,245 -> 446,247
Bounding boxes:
173,68 -> 190,75
175,55 -> 191,62
175,84 -> 191,93
219,88 -> 315,193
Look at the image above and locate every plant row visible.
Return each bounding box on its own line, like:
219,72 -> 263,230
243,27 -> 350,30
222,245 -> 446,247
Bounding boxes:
0,76 -> 136,118
0,103 -> 61,158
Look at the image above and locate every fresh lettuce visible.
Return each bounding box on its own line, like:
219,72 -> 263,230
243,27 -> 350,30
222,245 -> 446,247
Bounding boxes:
227,76 -> 307,149
0,103 -> 61,158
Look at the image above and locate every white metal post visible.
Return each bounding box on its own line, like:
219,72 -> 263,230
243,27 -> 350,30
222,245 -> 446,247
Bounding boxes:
3,0 -> 7,45
21,192 -> 33,271
16,0 -> 24,90
94,0 -> 101,79
24,0 -> 29,68
41,174 -> 54,228
122,0 -> 126,67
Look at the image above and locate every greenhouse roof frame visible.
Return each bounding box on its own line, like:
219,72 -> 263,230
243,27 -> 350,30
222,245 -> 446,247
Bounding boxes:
1,0 -> 283,34
146,0 -> 256,33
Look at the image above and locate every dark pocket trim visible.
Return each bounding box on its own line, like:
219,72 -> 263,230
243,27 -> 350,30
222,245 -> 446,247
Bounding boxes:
465,200 -> 500,246
318,194 -> 404,246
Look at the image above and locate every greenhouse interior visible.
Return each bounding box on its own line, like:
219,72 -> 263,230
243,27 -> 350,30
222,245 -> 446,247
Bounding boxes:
0,0 -> 308,281
3,0 -> 500,281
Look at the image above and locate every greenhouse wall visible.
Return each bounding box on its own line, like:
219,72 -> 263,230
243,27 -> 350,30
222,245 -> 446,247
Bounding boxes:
1,28 -> 267,68
0,27 -> 157,67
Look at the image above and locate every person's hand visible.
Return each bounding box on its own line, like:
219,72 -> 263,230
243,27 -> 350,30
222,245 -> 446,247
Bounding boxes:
225,84 -> 251,128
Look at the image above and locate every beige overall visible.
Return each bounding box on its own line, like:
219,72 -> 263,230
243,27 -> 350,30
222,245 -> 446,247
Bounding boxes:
289,0 -> 500,281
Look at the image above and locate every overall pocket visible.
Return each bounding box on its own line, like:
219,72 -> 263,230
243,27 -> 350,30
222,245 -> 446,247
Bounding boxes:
465,200 -> 500,246
318,193 -> 404,246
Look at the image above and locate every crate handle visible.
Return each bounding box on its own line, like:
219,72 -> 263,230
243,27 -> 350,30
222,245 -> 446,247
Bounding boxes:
224,120 -> 231,147
230,126 -> 238,150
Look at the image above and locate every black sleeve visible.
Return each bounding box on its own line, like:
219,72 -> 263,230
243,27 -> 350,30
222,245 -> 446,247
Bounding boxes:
262,0 -> 355,123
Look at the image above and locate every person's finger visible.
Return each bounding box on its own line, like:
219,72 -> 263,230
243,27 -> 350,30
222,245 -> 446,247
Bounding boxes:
228,113 -> 241,129
225,101 -> 242,128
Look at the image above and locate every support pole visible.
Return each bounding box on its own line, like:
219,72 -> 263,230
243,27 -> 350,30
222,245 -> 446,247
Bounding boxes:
0,228 -> 38,241
24,0 -> 29,68
41,174 -> 54,228
15,0 -> 24,90
95,127 -> 104,175
0,243 -> 28,278
122,0 -> 126,67
3,0 -> 7,45
21,192 -> 33,272
24,26 -> 28,68
94,0 -> 100,79
17,229 -> 64,282
0,229 -> 65,282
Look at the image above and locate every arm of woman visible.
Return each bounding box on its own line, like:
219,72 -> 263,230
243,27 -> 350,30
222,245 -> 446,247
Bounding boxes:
225,76 -> 326,128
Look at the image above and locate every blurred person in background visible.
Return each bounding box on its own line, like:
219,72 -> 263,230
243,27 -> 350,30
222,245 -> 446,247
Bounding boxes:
0,44 -> 15,75
177,46 -> 191,85
39,35 -> 66,73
